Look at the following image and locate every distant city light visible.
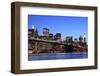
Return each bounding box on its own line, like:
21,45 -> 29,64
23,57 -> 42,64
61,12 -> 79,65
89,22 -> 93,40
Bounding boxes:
84,33 -> 86,38
32,25 -> 35,29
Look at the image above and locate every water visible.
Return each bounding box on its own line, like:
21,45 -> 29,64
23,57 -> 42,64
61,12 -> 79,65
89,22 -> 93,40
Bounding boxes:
28,52 -> 88,61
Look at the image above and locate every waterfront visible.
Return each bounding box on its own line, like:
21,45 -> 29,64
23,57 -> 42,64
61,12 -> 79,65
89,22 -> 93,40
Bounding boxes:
28,52 -> 88,61
28,15 -> 88,61
28,26 -> 88,54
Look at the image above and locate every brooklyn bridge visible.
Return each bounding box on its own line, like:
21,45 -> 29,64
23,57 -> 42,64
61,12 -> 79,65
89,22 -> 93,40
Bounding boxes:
28,37 -> 87,54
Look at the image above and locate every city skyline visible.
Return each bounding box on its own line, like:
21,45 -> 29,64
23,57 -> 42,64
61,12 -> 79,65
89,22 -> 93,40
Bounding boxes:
28,15 -> 88,42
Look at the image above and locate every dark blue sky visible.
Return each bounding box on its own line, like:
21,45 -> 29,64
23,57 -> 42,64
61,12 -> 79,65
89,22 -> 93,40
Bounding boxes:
28,15 -> 88,41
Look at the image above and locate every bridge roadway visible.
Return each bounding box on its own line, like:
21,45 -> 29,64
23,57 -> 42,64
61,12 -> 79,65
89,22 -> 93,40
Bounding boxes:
28,37 -> 84,48
28,37 -> 67,45
28,37 -> 86,51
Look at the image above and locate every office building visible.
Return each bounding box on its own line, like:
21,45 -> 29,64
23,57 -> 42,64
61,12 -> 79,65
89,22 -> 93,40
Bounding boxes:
83,33 -> 86,43
79,35 -> 83,43
54,33 -> 61,42
66,36 -> 73,45
43,28 -> 49,36
49,33 -> 53,40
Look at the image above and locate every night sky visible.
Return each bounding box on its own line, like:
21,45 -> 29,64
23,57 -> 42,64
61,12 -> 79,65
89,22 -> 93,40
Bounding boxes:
28,15 -> 88,41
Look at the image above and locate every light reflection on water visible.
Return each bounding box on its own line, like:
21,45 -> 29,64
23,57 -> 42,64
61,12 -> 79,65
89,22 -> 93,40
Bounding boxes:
28,52 -> 88,61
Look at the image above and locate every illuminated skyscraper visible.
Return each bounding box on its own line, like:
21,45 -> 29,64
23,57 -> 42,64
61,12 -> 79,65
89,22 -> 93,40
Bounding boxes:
66,36 -> 73,45
74,38 -> 78,43
43,28 -> 49,36
49,33 -> 53,40
31,25 -> 35,37
28,29 -> 34,37
79,35 -> 83,42
54,33 -> 61,42
35,28 -> 38,38
83,33 -> 86,43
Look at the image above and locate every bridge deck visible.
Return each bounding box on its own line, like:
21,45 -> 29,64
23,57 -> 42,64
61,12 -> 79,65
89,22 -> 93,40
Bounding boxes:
29,37 -> 67,45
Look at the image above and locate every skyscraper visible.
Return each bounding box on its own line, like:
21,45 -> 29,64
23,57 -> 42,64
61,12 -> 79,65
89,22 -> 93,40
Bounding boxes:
35,28 -> 38,38
49,33 -> 53,40
28,29 -> 35,37
54,33 -> 61,42
83,33 -> 86,43
66,36 -> 73,45
43,28 -> 49,36
79,35 -> 83,42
